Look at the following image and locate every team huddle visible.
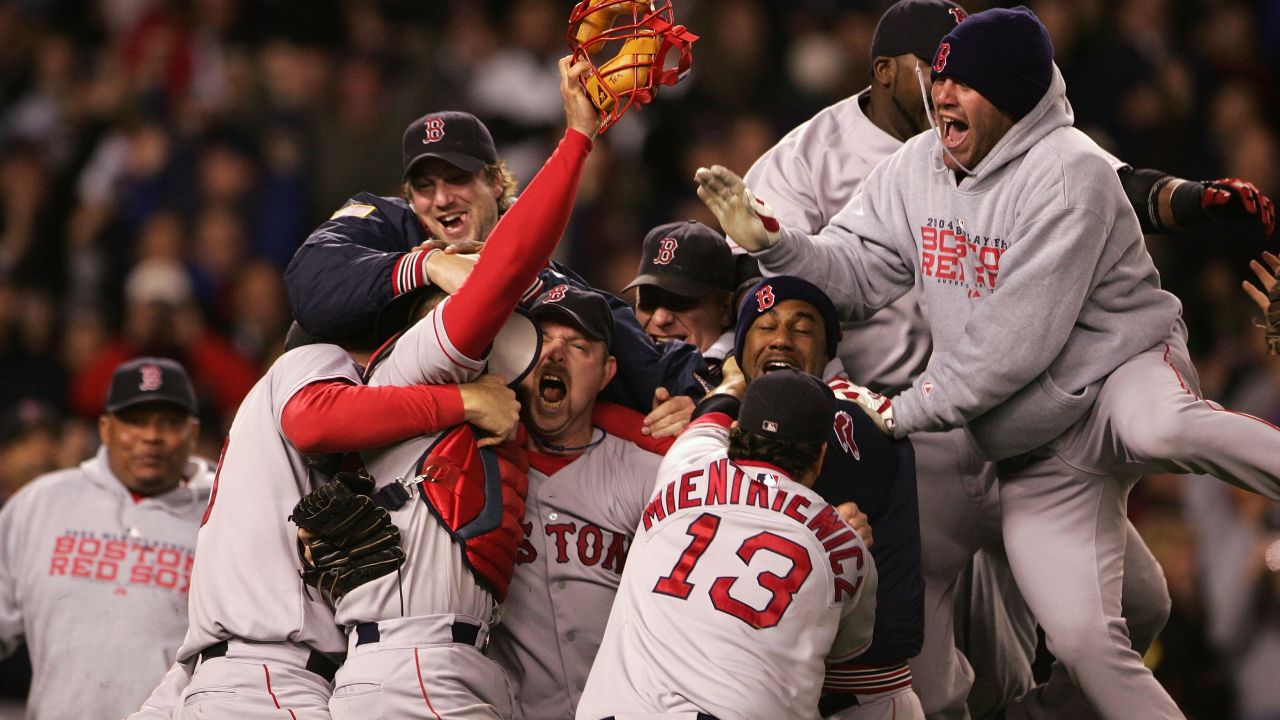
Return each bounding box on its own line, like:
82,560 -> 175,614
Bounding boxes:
2,1 -> 1279,719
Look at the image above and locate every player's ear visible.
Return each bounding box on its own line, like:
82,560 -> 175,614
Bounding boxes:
812,443 -> 829,476
872,56 -> 896,89
97,415 -> 110,445
598,355 -> 618,391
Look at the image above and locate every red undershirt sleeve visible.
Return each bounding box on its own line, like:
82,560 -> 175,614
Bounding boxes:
281,380 -> 466,455
441,128 -> 593,358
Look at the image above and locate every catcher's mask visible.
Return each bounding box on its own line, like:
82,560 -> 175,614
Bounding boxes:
567,0 -> 698,134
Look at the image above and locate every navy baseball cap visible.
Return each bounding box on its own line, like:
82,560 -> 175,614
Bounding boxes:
402,111 -> 498,178
734,276 -> 842,366
623,221 -> 736,299
105,357 -> 198,415
739,368 -> 836,443
529,285 -> 616,347
871,0 -> 968,63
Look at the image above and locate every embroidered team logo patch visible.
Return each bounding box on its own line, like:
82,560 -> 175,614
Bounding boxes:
833,411 -> 861,460
949,7 -> 967,23
546,284 -> 568,302
933,43 -> 951,73
922,380 -> 934,397
654,237 -> 678,265
423,117 -> 445,143
755,284 -> 776,312
329,203 -> 376,220
139,364 -> 163,392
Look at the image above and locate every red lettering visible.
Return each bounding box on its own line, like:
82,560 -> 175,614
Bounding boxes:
53,535 -> 74,555
601,532 -> 628,573
104,540 -> 127,561
156,548 -> 181,568
516,521 -> 537,565
834,577 -> 857,602
783,495 -> 811,524
78,537 -> 100,557
132,545 -> 153,564
545,523 -> 575,562
95,562 -> 118,581
48,557 -> 68,575
664,481 -> 677,516
155,568 -> 179,589
706,459 -> 728,506
642,494 -> 668,530
770,489 -> 788,512
822,529 -> 856,552
745,481 -> 770,509
729,467 -> 745,504
71,557 -> 93,577
709,532 -> 813,628
807,506 -> 846,542
829,544 -> 864,575
130,565 -> 152,585
577,525 -> 604,566
678,470 -> 703,510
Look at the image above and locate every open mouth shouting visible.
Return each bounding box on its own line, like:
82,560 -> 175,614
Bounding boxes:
939,115 -> 970,152
758,355 -> 801,375
434,211 -> 469,239
537,370 -> 568,410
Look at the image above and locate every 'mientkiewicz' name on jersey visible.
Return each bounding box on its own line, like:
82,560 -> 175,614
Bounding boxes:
641,458 -> 866,603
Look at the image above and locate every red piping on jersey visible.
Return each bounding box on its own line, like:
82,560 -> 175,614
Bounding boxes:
1163,343 -> 1280,431
414,648 -> 444,720
262,664 -> 298,720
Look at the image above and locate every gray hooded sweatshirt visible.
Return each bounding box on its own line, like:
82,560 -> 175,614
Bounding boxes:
756,66 -> 1183,460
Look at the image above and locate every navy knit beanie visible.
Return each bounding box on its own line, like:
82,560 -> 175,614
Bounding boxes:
734,276 -> 841,367
929,6 -> 1053,120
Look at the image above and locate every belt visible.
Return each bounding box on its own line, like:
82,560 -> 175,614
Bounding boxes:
198,640 -> 341,683
600,716 -> 719,720
818,693 -> 860,714
354,620 -> 483,648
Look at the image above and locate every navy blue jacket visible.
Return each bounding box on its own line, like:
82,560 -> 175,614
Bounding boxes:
284,193 -> 706,412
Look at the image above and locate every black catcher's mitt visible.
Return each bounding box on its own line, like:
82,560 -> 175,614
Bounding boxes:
289,470 -> 404,603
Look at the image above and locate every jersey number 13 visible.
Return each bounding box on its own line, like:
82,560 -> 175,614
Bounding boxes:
652,511 -> 812,629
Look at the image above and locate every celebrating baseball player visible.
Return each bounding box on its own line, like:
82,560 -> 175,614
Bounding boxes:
486,284 -> 670,718
732,276 -> 923,719
577,368 -> 878,719
700,7 -> 1280,719
317,56 -> 600,719
739,1 -> 1280,718
0,358 -> 211,720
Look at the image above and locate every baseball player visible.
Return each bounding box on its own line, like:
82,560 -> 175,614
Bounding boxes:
486,285 -> 669,718
577,368 -> 878,719
284,112 -> 704,418
733,276 -> 924,719
700,8 -> 1280,719
322,56 -> 599,720
740,2 -> 1278,717
0,357 -> 212,720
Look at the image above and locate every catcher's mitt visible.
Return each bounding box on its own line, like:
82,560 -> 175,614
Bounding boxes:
289,470 -> 405,603
1267,281 -> 1280,356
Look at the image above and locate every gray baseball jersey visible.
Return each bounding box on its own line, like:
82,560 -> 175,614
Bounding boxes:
576,414 -> 877,720
179,343 -> 360,662
0,448 -> 212,719
488,405 -> 664,719
336,298 -> 496,628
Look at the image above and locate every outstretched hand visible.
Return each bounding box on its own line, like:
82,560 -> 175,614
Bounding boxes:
643,387 -> 694,438
1243,251 -> 1280,356
561,56 -> 601,140
694,165 -> 781,252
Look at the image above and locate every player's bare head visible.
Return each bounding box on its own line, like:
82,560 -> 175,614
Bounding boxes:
626,221 -> 736,353
401,111 -> 517,249
728,369 -> 836,485
930,7 -> 1052,172
868,0 -> 968,140
734,277 -> 841,382
99,358 -> 199,497
522,286 -> 617,448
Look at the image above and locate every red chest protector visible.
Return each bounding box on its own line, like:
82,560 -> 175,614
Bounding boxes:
402,424 -> 529,602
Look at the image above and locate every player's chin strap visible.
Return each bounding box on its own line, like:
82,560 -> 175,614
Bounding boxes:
529,427 -> 607,454
914,60 -> 979,178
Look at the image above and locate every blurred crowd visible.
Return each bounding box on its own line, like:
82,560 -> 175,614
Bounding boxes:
0,0 -> 1276,717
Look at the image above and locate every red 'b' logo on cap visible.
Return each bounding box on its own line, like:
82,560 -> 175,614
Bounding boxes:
546,284 -> 568,302
833,411 -> 861,460
139,364 -> 163,392
755,284 -> 776,312
949,7 -> 967,23
933,43 -> 951,73
654,237 -> 678,265
423,117 -> 445,143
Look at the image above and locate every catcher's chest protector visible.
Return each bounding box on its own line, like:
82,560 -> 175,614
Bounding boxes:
411,425 -> 529,602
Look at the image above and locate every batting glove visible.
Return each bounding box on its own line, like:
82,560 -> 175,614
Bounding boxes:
843,382 -> 896,436
694,165 -> 781,252
1202,177 -> 1276,238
